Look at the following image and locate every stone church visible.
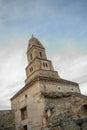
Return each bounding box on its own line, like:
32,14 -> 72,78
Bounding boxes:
0,36 -> 87,130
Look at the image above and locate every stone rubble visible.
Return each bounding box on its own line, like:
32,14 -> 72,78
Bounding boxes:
41,91 -> 87,130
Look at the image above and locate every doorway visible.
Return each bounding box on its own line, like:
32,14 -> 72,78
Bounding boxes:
23,125 -> 27,130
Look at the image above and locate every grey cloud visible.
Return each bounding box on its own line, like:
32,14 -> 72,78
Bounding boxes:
51,47 -> 87,96
0,42 -> 87,109
0,43 -> 27,109
7,79 -> 24,89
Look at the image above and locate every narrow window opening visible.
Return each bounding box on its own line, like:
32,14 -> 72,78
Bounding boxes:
31,67 -> 33,71
71,88 -> 73,91
25,94 -> 27,98
21,107 -> 27,120
46,63 -> 48,67
40,52 -> 42,57
43,62 -> 48,67
30,68 -> 31,72
30,67 -> 33,72
43,62 -> 45,67
30,53 -> 32,60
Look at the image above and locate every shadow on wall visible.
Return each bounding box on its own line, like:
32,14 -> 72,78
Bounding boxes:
81,104 -> 87,116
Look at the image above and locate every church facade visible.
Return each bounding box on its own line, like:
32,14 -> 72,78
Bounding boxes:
11,36 -> 81,130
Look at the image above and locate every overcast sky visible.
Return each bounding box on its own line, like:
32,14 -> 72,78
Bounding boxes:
0,0 -> 87,109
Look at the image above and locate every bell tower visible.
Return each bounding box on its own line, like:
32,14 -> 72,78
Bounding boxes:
25,35 -> 60,84
11,35 -> 81,130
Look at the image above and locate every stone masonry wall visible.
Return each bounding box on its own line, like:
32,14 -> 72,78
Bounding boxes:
0,110 -> 15,130
11,81 -> 45,130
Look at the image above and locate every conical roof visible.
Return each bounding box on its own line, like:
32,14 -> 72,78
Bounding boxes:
27,35 -> 44,50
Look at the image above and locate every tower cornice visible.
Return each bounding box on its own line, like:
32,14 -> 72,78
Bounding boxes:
25,57 -> 52,70
27,44 -> 45,54
11,76 -> 79,101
